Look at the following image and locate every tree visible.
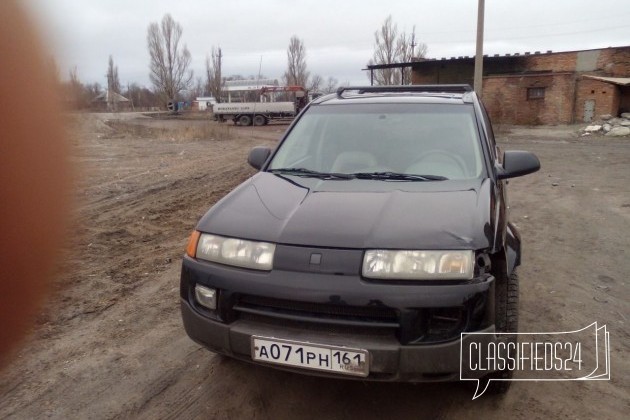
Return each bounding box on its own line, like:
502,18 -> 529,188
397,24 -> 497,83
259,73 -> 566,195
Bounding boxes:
106,55 -> 121,94
65,66 -> 88,109
205,46 -> 223,102
323,76 -> 338,94
189,76 -> 205,101
106,55 -> 121,110
308,74 -> 323,92
396,28 -> 427,85
368,15 -> 427,85
124,83 -> 160,109
47,56 -> 60,85
370,16 -> 398,85
147,14 -> 193,105
283,36 -> 309,87
85,82 -> 102,100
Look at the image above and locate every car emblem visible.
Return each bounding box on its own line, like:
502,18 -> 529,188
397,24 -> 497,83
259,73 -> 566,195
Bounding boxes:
309,253 -> 322,265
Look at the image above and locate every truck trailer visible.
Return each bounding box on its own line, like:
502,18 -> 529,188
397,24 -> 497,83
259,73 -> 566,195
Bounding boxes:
213,86 -> 312,126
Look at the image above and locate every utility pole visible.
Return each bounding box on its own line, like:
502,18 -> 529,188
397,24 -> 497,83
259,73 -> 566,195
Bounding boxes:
216,47 -> 223,102
217,48 -> 222,74
411,28 -> 416,59
406,26 -> 416,85
474,0 -> 485,96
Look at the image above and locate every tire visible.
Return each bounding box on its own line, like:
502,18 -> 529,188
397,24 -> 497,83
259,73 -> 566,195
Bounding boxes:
484,261 -> 519,395
253,115 -> 266,126
496,269 -> 519,335
238,115 -> 252,126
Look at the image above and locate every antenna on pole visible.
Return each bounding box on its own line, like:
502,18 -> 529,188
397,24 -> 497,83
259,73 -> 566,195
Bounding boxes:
404,25 -> 417,85
250,56 -> 263,133
217,48 -> 222,72
256,55 -> 263,101
411,26 -> 417,58
257,55 -> 263,84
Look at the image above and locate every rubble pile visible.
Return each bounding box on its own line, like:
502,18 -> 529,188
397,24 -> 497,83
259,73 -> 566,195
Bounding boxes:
581,113 -> 630,137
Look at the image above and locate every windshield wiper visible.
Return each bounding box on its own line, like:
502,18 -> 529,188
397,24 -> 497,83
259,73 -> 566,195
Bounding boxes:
352,172 -> 448,181
269,168 -> 354,180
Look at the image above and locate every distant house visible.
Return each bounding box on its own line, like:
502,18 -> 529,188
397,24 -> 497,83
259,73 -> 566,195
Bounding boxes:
195,96 -> 217,111
91,90 -> 131,112
366,46 -> 630,125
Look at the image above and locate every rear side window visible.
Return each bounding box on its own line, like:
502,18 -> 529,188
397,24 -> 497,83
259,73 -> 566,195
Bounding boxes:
269,103 -> 484,180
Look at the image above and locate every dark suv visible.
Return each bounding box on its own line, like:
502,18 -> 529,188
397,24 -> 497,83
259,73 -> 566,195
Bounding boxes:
180,85 -> 540,389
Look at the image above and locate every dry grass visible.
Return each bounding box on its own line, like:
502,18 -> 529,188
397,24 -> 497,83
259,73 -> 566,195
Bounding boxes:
104,119 -> 233,141
170,121 -> 233,141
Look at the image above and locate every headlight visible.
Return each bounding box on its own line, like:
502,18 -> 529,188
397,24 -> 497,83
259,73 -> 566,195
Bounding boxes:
362,250 -> 473,280
195,233 -> 275,270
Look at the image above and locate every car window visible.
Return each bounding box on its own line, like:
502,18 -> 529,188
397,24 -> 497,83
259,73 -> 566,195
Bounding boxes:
270,112 -> 321,168
269,103 -> 484,180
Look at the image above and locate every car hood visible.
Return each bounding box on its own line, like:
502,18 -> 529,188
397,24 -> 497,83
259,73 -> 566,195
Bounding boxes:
197,172 -> 494,250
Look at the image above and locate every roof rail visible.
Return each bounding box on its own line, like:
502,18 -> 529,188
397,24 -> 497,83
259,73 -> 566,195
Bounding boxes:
336,84 -> 473,98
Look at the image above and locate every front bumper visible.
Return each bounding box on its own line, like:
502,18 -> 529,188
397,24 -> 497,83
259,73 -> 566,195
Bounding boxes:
180,252 -> 498,382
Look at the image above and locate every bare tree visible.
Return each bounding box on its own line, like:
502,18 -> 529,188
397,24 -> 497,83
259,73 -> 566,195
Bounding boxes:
396,27 -> 427,84
369,16 -> 427,85
47,56 -> 60,85
308,74 -> 323,92
68,66 -> 81,90
60,67 -> 100,110
369,16 -> 398,85
323,76 -> 339,94
106,55 -> 121,94
147,14 -> 193,105
124,83 -> 160,109
66,66 -> 86,108
205,46 -> 223,102
190,76 -> 205,101
85,82 -> 102,100
106,55 -> 121,110
283,36 -> 309,87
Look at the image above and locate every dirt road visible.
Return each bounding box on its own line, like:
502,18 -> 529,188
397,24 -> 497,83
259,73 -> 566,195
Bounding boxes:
0,114 -> 628,419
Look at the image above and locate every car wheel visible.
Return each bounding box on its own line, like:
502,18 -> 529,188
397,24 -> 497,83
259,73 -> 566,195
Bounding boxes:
484,260 -> 519,395
238,115 -> 252,126
253,115 -> 266,126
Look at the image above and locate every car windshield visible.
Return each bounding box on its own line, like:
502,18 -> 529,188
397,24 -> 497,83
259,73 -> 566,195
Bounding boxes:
268,103 -> 485,180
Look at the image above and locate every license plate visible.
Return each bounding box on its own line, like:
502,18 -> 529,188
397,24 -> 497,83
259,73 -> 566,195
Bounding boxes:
251,336 -> 369,377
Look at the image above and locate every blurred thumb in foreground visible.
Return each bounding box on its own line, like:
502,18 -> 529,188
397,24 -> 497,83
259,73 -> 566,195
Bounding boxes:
0,0 -> 72,368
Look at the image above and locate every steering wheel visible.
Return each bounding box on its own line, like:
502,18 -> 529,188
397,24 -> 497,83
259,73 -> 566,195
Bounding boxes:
407,149 -> 467,176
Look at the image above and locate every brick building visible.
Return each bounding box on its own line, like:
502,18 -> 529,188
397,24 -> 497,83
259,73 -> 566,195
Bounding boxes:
369,46 -> 630,125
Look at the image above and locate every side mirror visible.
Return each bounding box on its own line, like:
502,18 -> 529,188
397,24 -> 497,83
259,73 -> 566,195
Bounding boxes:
248,146 -> 271,170
497,150 -> 540,180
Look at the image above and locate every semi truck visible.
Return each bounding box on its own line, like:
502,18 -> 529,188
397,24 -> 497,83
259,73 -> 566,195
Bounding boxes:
213,86 -> 316,126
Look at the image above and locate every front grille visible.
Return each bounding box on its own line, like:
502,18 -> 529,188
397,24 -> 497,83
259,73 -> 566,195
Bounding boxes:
233,295 -> 400,328
238,312 -> 396,338
228,294 -> 474,344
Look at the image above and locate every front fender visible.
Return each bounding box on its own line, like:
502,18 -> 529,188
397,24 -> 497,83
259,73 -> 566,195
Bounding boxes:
505,221 -> 521,275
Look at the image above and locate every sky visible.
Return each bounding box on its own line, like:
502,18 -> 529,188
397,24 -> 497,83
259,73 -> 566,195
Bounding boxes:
23,0 -> 630,90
